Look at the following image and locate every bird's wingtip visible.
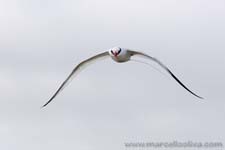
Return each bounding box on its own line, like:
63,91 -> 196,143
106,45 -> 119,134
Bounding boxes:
41,101 -> 50,108
197,95 -> 204,100
40,105 -> 46,109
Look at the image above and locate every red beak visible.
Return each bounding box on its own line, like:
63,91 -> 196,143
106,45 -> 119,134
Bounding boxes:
112,51 -> 119,57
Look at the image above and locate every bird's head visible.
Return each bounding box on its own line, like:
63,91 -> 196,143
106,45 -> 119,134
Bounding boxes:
109,47 -> 122,57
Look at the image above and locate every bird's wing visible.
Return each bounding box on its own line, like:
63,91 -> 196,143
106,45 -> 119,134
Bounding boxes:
42,51 -> 109,107
128,50 -> 203,99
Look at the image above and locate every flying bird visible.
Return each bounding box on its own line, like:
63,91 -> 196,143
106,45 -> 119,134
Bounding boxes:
42,47 -> 203,107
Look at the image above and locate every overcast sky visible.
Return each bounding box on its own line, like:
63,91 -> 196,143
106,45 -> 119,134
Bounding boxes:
0,0 -> 225,149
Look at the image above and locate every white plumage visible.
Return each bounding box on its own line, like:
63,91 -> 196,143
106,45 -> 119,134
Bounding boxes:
42,47 -> 203,107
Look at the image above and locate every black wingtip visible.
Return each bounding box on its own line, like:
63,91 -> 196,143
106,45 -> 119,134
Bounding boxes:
186,90 -> 204,100
40,104 -> 47,109
41,105 -> 46,109
197,95 -> 204,100
41,100 -> 52,108
188,89 -> 204,100
41,102 -> 50,108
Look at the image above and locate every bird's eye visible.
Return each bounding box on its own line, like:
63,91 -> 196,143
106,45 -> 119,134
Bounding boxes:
118,49 -> 121,54
111,50 -> 114,54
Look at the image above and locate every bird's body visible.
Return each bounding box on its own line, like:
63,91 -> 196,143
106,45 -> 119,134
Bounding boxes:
42,47 -> 203,107
109,47 -> 130,62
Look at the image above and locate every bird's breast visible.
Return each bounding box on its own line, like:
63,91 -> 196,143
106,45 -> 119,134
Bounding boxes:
111,53 -> 130,63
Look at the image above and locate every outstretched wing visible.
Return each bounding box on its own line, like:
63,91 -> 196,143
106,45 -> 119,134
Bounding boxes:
128,50 -> 203,99
42,51 -> 109,107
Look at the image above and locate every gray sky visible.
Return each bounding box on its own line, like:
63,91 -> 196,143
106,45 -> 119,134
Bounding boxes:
0,0 -> 225,149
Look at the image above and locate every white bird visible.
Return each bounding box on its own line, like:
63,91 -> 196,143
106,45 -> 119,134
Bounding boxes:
42,47 -> 203,107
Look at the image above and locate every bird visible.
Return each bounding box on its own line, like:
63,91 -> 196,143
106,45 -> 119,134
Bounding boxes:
42,47 -> 203,107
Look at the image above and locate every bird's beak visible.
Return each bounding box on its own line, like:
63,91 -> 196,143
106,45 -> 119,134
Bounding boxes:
113,52 -> 119,57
